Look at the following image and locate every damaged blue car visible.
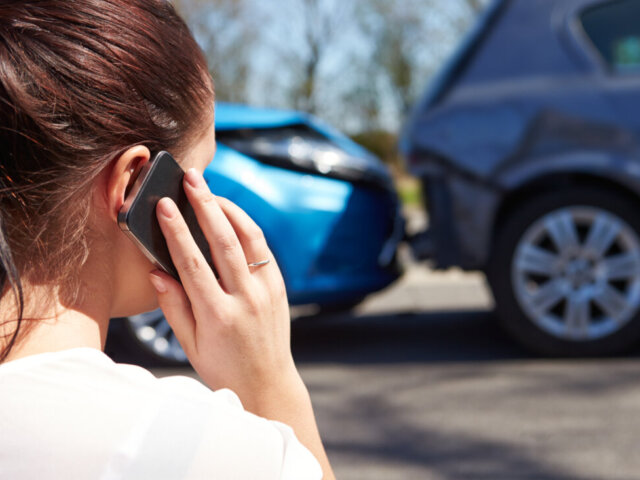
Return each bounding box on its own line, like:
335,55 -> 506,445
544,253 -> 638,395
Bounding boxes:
114,103 -> 404,363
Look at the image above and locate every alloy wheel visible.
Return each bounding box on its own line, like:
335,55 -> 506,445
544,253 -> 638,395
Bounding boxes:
127,309 -> 188,363
512,206 -> 640,341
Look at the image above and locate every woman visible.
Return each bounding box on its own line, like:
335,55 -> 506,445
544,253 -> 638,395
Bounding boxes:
0,1 -> 335,479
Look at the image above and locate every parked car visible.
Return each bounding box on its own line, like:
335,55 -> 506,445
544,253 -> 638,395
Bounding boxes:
401,0 -> 640,356
112,102 -> 404,363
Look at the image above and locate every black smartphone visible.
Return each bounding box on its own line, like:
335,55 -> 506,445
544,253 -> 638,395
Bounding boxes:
118,151 -> 215,281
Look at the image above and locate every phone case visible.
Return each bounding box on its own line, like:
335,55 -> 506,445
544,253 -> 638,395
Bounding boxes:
118,151 -> 215,281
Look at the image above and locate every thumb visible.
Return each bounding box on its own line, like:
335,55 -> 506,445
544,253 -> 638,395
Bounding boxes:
148,270 -> 196,356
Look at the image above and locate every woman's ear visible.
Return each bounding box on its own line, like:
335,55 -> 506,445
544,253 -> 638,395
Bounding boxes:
105,145 -> 151,223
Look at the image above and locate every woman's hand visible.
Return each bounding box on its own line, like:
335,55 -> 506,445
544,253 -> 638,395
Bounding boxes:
148,167 -> 336,479
147,168 -> 301,411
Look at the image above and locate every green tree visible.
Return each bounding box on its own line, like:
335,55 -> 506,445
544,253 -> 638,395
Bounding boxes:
357,0 -> 490,122
271,0 -> 351,114
172,0 -> 256,103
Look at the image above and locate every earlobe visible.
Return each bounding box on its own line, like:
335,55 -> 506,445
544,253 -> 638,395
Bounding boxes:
106,145 -> 151,223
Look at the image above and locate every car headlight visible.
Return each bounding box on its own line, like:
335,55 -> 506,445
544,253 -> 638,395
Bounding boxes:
217,126 -> 393,189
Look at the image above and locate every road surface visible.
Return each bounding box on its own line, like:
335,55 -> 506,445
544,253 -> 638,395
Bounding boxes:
128,264 -> 640,479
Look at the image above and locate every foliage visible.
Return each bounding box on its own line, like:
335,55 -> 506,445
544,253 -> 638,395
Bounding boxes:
172,0 -> 490,134
350,130 -> 399,167
172,0 -> 257,103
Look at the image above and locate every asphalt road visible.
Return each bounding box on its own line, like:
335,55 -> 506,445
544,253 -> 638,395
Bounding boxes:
116,264 -> 640,480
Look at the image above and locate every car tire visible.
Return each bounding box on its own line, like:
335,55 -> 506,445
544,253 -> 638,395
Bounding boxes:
121,309 -> 190,366
317,296 -> 367,314
488,186 -> 640,356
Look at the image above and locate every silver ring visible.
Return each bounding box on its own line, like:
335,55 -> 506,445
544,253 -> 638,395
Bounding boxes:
247,259 -> 270,268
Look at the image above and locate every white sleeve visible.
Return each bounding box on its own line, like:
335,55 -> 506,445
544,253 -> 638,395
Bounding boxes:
103,375 -> 323,480
268,420 -> 324,480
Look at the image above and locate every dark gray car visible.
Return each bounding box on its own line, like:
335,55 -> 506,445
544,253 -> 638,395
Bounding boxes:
401,0 -> 640,355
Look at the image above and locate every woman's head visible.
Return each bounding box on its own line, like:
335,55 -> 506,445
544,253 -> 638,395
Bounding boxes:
0,0 -> 215,360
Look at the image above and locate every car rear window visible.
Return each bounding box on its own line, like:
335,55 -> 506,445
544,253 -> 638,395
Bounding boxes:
581,0 -> 640,72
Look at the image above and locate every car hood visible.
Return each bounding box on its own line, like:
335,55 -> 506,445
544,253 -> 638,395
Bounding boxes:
215,102 -> 377,161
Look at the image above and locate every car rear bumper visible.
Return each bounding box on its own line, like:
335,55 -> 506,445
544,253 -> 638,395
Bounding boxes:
412,172 -> 499,271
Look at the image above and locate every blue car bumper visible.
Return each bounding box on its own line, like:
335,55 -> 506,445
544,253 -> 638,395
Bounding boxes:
205,144 -> 403,305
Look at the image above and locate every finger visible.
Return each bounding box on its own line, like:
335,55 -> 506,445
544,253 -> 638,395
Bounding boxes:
148,269 -> 197,355
156,197 -> 223,303
216,197 -> 285,298
183,169 -> 251,293
215,196 -> 272,266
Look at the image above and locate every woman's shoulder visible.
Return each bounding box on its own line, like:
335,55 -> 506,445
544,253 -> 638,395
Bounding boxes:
0,348 -> 321,479
0,346 -> 239,407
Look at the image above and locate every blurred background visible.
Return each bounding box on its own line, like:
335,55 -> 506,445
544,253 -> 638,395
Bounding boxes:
107,1 -> 640,479
173,0 -> 489,194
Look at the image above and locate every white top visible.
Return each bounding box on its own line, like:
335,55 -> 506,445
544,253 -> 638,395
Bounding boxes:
0,348 -> 322,480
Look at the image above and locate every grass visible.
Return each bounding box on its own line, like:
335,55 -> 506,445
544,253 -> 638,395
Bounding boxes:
395,175 -> 423,208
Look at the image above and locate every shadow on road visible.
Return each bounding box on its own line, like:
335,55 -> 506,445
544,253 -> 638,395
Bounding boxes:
322,400 -> 605,480
109,305 -> 640,368
291,309 -> 532,365
108,307 -> 531,367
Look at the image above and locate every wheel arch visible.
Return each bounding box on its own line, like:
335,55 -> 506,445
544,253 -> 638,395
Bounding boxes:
490,160 -> 640,264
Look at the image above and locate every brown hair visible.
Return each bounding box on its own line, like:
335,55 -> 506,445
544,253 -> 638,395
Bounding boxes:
0,0 -> 213,361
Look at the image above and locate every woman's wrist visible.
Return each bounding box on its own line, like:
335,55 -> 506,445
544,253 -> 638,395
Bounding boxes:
241,367 -> 310,418
249,368 -> 336,480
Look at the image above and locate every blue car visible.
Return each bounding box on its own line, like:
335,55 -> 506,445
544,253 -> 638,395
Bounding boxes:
113,103 -> 404,363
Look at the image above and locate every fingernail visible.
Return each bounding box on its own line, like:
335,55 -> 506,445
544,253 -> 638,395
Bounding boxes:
184,168 -> 205,189
157,197 -> 177,219
149,271 -> 167,293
